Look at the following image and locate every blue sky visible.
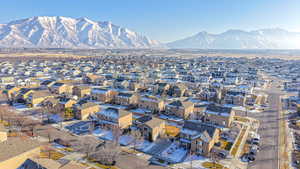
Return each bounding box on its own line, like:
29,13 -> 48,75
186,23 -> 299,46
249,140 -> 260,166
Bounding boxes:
0,0 -> 299,42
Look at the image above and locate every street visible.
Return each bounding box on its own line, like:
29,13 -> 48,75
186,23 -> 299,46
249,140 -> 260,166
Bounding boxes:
248,81 -> 284,169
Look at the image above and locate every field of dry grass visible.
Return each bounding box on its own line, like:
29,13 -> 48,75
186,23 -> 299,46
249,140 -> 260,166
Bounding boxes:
1,49 -> 300,60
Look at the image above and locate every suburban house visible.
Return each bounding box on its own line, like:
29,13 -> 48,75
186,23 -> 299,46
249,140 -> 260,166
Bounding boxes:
96,107 -> 132,129
114,92 -> 139,106
74,102 -> 100,120
26,90 -> 54,107
83,74 -> 104,85
204,104 -> 235,127
58,97 -> 77,109
165,99 -> 194,119
14,88 -> 34,102
135,116 -> 166,142
91,88 -> 118,103
73,86 -> 91,98
49,82 -> 73,95
179,120 -> 220,156
138,95 -> 165,113
223,90 -> 246,106
41,97 -> 59,108
152,82 -> 170,95
167,84 -> 188,97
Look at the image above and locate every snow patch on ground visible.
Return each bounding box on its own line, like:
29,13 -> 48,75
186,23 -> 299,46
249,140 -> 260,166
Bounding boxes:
93,128 -> 114,141
135,140 -> 156,152
159,143 -> 187,163
172,154 -> 209,169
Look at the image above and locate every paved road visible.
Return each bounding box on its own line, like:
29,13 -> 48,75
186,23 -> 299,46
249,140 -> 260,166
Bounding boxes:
248,82 -> 283,169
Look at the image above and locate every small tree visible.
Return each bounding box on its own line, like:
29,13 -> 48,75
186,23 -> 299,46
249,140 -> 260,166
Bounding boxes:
88,121 -> 95,134
64,107 -> 74,120
131,130 -> 143,151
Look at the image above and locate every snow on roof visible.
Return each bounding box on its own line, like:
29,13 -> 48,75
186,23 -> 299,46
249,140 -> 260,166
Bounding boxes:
91,88 -> 107,94
206,110 -> 230,117
97,108 -> 118,119
181,128 -> 198,136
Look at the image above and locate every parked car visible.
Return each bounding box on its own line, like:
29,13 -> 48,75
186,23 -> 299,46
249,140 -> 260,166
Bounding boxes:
250,145 -> 260,152
241,154 -> 255,163
251,138 -> 260,145
218,152 -> 227,158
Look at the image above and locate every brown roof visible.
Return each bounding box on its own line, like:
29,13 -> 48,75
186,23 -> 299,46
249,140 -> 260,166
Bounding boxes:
145,117 -> 165,128
80,102 -> 99,110
0,137 -> 43,162
32,90 -> 52,99
169,100 -> 194,108
43,97 -> 59,105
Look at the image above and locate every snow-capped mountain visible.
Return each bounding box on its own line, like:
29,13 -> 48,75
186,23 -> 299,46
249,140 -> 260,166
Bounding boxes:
167,28 -> 300,49
0,16 -> 161,48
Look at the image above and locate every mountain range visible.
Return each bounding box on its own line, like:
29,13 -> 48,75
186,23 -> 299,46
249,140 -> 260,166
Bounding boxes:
167,29 -> 300,49
0,16 -> 299,49
0,16 -> 160,48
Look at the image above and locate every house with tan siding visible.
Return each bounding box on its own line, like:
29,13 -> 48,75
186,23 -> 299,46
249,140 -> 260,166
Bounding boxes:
96,107 -> 132,129
179,120 -> 220,157
204,104 -> 235,127
91,88 -> 118,103
114,92 -> 139,106
138,95 -> 165,113
74,102 -> 100,120
165,99 -> 194,119
135,116 -> 165,142
73,86 -> 91,98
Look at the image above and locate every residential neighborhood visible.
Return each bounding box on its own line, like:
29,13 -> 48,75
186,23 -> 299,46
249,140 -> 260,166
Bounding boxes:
0,53 -> 298,169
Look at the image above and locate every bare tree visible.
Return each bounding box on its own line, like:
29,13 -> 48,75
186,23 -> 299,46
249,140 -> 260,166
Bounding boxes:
112,126 -> 121,145
14,115 -> 27,132
75,136 -> 97,158
91,142 -> 120,166
131,130 -> 143,151
88,121 -> 95,134
46,129 -> 52,143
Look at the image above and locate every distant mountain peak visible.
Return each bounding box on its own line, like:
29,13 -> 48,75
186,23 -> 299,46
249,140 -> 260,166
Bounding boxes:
167,28 -> 300,49
0,16 -> 162,48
